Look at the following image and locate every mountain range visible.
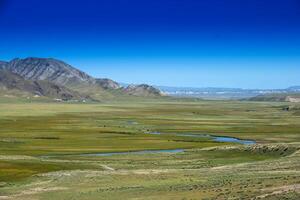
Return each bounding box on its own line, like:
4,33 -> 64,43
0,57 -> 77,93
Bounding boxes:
1,57 -> 299,102
0,57 -> 163,101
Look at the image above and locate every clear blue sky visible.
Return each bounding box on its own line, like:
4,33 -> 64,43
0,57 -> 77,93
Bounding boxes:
0,0 -> 299,89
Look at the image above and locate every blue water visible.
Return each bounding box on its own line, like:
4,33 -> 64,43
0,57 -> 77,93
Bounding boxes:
148,132 -> 256,145
78,132 -> 255,157
81,149 -> 184,156
212,136 -> 255,145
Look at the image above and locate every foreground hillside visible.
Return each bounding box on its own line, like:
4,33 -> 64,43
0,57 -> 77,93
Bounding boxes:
0,99 -> 299,199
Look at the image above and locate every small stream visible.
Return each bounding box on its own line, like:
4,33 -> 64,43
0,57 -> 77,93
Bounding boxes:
212,136 -> 255,145
77,132 -> 255,157
172,133 -> 256,145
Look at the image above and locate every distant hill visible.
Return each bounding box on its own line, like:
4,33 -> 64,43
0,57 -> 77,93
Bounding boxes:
123,84 -> 163,97
247,86 -> 300,102
95,78 -> 121,90
249,93 -> 300,102
0,57 -> 163,101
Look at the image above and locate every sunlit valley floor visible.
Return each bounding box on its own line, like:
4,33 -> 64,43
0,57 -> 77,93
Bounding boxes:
0,99 -> 299,199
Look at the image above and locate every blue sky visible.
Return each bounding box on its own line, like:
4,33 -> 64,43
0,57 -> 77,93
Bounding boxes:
0,0 -> 299,89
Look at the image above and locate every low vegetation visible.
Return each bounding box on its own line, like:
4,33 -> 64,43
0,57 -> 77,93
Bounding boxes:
0,99 -> 299,199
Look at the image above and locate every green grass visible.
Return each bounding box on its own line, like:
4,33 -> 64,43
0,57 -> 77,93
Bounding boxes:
0,99 -> 299,199
0,159 -> 100,183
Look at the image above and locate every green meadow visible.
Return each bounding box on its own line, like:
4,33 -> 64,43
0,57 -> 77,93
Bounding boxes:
0,99 -> 299,199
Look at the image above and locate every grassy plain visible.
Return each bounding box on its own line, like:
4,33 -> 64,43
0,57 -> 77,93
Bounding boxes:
0,98 -> 299,199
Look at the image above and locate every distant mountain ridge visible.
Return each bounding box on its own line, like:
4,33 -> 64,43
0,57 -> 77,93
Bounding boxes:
287,86 -> 300,91
157,85 -> 300,100
0,57 -> 163,101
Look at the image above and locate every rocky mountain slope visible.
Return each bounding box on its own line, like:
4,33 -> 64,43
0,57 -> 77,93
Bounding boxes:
3,58 -> 95,87
0,57 -> 163,100
0,70 -> 86,100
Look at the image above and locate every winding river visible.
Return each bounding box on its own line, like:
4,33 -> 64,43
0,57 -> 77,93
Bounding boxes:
173,133 -> 256,145
78,132 -> 255,157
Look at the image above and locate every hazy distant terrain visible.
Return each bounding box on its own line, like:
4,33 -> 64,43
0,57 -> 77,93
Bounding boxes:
158,85 -> 300,100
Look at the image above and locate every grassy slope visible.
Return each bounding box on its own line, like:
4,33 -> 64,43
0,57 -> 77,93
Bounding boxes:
0,99 -> 299,199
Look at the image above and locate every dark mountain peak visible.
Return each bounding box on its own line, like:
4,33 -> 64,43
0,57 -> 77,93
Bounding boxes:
6,57 -> 95,86
123,84 -> 162,97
